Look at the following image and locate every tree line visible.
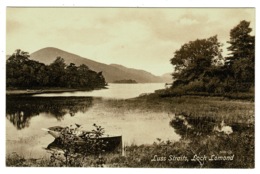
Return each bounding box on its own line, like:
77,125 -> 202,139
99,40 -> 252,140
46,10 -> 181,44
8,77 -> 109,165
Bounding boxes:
6,50 -> 107,89
169,20 -> 254,97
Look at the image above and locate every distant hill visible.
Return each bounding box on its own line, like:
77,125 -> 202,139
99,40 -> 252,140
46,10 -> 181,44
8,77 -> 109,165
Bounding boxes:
161,73 -> 173,83
30,47 -> 169,83
109,64 -> 165,83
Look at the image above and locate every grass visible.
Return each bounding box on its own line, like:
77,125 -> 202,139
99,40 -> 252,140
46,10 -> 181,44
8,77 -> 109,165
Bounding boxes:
6,152 -> 105,167
104,95 -> 254,124
6,152 -> 50,167
7,129 -> 254,168
102,95 -> 254,168
106,129 -> 254,168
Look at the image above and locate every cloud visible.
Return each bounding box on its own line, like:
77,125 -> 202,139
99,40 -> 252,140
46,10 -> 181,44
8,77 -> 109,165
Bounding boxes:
6,8 -> 255,75
6,20 -> 21,33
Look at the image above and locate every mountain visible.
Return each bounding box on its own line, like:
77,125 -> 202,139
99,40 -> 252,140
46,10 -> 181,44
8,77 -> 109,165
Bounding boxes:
161,73 -> 173,83
30,47 -> 168,83
109,64 -> 165,83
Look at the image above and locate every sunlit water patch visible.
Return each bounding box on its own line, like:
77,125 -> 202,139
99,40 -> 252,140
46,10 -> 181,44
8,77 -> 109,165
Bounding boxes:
33,83 -> 165,99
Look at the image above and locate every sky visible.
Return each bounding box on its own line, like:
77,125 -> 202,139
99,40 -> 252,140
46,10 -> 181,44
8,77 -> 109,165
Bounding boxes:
6,8 -> 255,76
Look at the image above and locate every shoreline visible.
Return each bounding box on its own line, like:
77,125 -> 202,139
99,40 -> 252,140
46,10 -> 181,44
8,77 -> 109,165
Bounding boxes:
6,87 -> 108,96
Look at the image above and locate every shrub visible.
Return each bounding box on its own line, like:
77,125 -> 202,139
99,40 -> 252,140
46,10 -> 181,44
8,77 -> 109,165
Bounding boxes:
48,124 -> 107,167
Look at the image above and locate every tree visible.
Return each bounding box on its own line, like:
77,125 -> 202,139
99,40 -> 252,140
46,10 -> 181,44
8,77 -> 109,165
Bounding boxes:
7,50 -> 107,90
7,49 -> 41,88
170,35 -> 223,86
12,49 -> 30,58
78,64 -> 90,87
225,20 -> 255,91
65,63 -> 78,88
49,57 -> 67,87
226,20 -> 254,65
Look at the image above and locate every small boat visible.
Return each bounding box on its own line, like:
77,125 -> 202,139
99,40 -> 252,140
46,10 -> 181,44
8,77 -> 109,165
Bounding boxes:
42,126 -> 91,139
42,124 -> 123,154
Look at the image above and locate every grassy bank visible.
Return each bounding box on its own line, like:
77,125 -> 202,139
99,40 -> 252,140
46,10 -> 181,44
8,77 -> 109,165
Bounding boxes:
105,95 -> 254,124
107,130 -> 254,168
103,95 -> 254,168
7,129 -> 254,168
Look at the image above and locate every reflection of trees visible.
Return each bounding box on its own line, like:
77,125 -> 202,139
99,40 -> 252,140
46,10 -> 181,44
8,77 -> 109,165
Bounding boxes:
6,111 -> 31,130
6,96 -> 93,130
170,115 -> 217,139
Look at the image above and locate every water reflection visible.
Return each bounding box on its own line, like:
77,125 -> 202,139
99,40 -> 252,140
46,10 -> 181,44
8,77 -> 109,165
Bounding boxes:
170,114 -> 217,138
6,96 -> 93,130
170,113 -> 252,139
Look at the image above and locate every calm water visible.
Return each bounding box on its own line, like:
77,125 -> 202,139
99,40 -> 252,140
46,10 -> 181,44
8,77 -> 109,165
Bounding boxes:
6,83 -> 181,158
34,83 -> 165,99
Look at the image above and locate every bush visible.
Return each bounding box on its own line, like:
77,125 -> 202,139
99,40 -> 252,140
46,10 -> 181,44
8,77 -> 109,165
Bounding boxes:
48,124 -> 107,167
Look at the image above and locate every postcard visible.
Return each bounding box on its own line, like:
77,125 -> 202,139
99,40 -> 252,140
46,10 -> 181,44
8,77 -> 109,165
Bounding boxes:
5,7 -> 255,168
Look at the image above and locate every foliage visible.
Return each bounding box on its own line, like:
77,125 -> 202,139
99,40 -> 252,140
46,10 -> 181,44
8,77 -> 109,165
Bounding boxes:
113,79 -> 137,83
226,20 -> 254,65
171,35 -> 223,84
225,20 -> 255,92
170,20 -> 254,95
6,51 -> 107,89
48,124 -> 107,167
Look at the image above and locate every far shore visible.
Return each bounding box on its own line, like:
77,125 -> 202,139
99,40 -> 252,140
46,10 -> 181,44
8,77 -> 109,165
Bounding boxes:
6,87 -> 107,96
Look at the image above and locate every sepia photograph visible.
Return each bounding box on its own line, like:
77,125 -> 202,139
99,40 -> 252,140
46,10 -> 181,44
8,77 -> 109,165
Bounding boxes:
5,7 -> 255,168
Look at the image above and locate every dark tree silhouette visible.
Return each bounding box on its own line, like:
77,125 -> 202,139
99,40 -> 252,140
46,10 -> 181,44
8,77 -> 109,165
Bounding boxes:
225,20 -> 255,92
6,50 -> 107,89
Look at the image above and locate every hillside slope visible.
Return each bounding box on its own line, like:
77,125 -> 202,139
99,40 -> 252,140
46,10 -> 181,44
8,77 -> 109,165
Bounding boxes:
30,47 -> 168,83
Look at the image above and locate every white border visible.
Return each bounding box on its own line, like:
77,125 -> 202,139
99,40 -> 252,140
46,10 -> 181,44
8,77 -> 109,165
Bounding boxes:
1,0 -> 257,7
0,1 -> 258,174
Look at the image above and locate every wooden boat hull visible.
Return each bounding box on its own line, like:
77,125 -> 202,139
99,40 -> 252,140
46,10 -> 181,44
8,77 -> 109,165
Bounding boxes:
47,136 -> 123,154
